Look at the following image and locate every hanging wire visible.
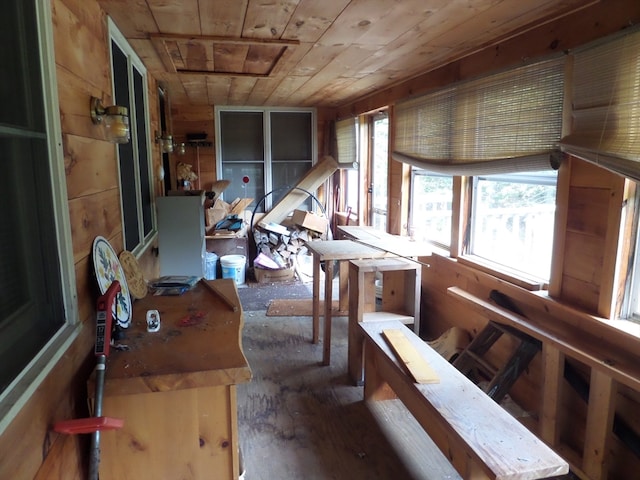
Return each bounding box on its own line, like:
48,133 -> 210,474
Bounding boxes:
249,186 -> 333,240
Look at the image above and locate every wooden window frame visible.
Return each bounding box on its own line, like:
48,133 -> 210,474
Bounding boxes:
109,18 -> 156,255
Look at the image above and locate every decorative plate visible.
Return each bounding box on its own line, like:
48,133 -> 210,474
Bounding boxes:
92,236 -> 132,328
119,250 -> 148,300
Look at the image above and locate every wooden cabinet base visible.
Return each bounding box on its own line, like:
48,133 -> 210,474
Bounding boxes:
100,385 -> 239,479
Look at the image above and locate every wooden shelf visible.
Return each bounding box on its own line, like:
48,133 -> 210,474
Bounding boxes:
348,258 -> 421,385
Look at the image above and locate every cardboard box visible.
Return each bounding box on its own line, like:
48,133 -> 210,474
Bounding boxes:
291,209 -> 328,234
254,266 -> 295,283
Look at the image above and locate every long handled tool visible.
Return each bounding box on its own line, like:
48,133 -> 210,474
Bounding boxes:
54,280 -> 124,479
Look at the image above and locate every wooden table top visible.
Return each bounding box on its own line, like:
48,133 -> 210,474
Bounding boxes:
304,239 -> 388,261
102,278 -> 251,397
337,226 -> 432,258
337,225 -> 395,241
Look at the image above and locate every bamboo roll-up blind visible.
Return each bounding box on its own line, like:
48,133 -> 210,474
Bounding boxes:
335,117 -> 358,169
560,28 -> 640,181
393,57 -> 565,175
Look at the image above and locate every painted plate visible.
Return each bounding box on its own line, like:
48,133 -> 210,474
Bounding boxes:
92,236 -> 132,328
119,250 -> 148,300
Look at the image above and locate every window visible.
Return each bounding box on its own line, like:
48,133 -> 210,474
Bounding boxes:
216,107 -> 316,212
409,170 -> 453,248
559,28 -> 640,324
469,171 -> 557,280
335,117 -> 360,216
392,56 -> 564,281
0,0 -> 77,429
110,20 -> 155,253
370,113 -> 389,230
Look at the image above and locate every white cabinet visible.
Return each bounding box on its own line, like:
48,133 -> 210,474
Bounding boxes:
157,192 -> 206,277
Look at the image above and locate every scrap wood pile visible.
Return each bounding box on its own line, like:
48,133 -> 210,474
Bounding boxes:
205,197 -> 253,237
253,209 -> 329,280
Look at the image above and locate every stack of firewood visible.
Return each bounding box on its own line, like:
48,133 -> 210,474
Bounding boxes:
253,221 -> 325,269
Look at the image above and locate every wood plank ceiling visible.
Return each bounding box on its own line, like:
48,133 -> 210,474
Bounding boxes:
98,0 -> 596,108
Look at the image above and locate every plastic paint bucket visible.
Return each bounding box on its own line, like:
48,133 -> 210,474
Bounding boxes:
220,255 -> 246,285
204,252 -> 218,280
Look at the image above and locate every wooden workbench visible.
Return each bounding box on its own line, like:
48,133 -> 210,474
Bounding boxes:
306,229 -> 431,366
97,279 -> 251,480
305,240 -> 388,365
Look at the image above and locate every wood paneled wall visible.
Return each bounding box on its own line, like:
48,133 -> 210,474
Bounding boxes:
550,157 -> 626,317
0,0 -> 162,478
170,104 -> 216,191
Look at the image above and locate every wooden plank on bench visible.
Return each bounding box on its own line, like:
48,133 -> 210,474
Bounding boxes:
382,329 -> 440,384
360,320 -> 569,480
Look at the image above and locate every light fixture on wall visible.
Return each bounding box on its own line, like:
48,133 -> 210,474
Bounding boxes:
155,131 -> 174,153
90,97 -> 130,144
176,142 -> 186,156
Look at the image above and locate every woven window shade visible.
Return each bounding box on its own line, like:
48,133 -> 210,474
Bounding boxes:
335,117 -> 358,169
393,58 -> 565,175
560,29 -> 640,181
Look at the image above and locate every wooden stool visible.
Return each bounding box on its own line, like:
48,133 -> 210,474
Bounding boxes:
348,258 -> 421,385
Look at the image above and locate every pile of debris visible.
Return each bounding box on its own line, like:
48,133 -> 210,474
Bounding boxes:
253,209 -> 329,282
205,197 -> 253,237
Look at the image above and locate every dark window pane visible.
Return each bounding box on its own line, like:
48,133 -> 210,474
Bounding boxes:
220,112 -> 264,162
270,112 -> 312,161
134,68 -> 153,238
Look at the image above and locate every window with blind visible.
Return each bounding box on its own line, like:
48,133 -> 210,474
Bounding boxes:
560,28 -> 640,181
335,117 -> 358,168
573,28 -> 640,323
335,116 -> 360,218
394,57 -> 564,281
393,57 -> 565,175
1,0 -> 76,424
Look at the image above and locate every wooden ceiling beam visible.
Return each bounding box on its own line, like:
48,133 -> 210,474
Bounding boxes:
149,33 -> 299,48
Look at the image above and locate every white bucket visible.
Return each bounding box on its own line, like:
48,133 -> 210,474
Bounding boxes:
204,252 -> 218,280
220,255 -> 246,285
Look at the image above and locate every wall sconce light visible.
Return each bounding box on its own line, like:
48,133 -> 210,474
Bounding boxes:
176,143 -> 186,156
155,131 -> 174,153
91,97 -> 130,144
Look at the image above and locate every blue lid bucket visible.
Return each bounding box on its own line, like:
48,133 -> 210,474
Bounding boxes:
220,255 -> 246,285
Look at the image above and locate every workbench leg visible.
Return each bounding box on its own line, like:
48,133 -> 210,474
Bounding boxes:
348,264 -> 365,385
583,370 -> 616,480
322,260 -> 334,366
363,342 -> 396,402
312,255 -> 320,344
541,344 -> 564,447
338,260 -> 349,313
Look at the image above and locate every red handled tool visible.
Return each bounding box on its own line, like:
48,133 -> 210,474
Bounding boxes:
54,280 -> 124,479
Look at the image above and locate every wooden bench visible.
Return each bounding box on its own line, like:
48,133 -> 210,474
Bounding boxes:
360,319 -> 569,480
